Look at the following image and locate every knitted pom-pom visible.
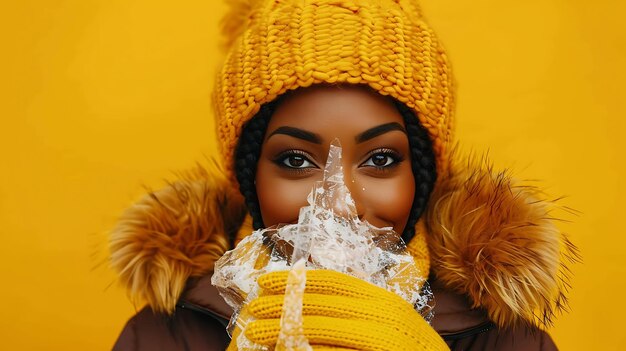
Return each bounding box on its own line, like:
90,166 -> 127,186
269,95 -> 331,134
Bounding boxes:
220,0 -> 264,50
396,0 -> 424,18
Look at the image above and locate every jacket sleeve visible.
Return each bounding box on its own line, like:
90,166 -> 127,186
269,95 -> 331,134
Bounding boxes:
112,311 -> 141,351
540,330 -> 558,351
111,306 -> 230,351
444,325 -> 558,351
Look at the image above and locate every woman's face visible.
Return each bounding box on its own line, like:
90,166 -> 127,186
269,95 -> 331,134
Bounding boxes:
255,85 -> 416,234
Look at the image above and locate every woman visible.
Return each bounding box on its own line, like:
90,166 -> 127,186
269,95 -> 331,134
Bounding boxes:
110,0 -> 577,350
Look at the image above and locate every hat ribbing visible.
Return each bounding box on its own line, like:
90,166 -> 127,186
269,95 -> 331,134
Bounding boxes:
214,0 -> 455,181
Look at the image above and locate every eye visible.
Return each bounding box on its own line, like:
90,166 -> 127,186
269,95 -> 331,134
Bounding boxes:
361,149 -> 402,169
282,155 -> 313,168
364,154 -> 395,167
275,150 -> 317,169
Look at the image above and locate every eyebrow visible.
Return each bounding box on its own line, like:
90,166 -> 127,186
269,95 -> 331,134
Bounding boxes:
267,126 -> 322,144
355,122 -> 406,143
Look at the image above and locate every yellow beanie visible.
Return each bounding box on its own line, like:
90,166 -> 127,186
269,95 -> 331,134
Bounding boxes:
214,0 -> 455,181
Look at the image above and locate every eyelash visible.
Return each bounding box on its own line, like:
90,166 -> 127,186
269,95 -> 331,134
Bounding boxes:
273,148 -> 403,173
361,148 -> 404,171
273,150 -> 317,174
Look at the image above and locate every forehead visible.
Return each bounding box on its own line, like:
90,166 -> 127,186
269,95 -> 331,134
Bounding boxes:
267,85 -> 404,137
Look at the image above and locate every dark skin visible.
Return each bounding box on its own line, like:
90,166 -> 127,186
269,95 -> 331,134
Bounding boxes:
255,85 -> 416,235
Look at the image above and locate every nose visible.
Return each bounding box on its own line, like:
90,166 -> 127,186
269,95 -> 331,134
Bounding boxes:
339,164 -> 366,220
321,141 -> 365,220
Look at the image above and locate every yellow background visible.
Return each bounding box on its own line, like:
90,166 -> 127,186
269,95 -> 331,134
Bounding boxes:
1,0 -> 624,349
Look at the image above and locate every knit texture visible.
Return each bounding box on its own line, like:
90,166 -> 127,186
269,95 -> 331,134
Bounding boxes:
215,0 -> 454,183
406,218 -> 430,281
227,270 -> 448,350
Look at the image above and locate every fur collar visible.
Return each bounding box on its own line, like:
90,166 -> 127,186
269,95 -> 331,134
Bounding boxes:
109,160 -> 246,313
109,153 -> 578,329
425,152 -> 579,329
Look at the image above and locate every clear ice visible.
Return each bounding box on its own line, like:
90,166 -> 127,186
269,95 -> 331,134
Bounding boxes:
211,140 -> 433,350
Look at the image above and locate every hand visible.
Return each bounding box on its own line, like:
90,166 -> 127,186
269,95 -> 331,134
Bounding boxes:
228,269 -> 448,350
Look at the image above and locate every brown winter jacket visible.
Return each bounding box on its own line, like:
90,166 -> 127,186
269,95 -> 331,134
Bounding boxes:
109,156 -> 577,351
113,274 -> 557,351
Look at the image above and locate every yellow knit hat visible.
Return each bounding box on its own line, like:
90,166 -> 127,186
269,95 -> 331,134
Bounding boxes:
214,0 -> 455,181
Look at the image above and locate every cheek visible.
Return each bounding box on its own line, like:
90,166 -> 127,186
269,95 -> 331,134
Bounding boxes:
358,167 -> 415,233
255,163 -> 320,227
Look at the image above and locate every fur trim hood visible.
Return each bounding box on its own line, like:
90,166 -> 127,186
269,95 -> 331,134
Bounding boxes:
109,154 -> 578,329
109,161 -> 246,313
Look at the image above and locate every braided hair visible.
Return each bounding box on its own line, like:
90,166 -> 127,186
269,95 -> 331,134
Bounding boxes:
234,94 -> 437,244
393,100 -> 437,242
